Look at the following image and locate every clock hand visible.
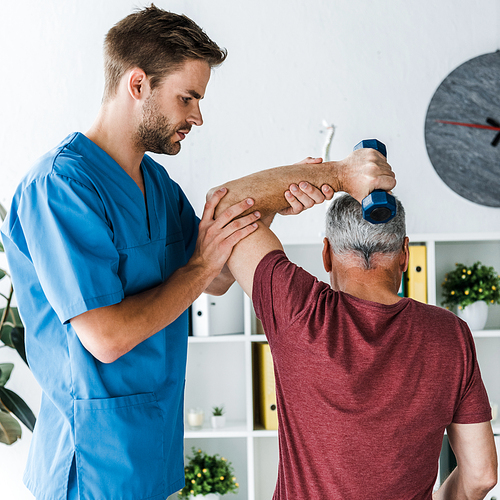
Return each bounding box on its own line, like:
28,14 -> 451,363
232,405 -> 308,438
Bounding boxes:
486,118 -> 500,146
435,119 -> 500,132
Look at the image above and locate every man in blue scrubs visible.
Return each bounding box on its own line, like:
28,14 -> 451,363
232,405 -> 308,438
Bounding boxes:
1,5 -> 394,500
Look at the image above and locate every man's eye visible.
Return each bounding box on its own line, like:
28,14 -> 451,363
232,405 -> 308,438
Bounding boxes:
181,97 -> 191,104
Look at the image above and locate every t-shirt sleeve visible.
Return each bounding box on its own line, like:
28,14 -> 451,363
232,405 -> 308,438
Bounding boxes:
14,173 -> 124,324
252,250 -> 330,346
452,326 -> 492,424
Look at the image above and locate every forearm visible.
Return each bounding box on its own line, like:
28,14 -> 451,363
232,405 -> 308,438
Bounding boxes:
204,263 -> 236,295
209,160 -> 343,219
209,148 -> 395,219
71,259 -> 215,363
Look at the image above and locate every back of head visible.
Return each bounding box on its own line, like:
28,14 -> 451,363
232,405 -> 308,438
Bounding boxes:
103,4 -> 227,101
325,193 -> 406,270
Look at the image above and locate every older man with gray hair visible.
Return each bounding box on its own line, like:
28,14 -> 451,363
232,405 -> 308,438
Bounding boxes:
215,186 -> 497,499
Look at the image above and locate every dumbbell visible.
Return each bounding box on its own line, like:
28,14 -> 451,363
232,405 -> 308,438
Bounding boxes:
353,139 -> 396,224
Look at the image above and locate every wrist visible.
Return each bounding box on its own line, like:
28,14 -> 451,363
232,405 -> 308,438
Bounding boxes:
322,160 -> 344,193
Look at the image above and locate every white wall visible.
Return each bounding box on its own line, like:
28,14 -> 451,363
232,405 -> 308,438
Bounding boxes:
1,0 -> 499,497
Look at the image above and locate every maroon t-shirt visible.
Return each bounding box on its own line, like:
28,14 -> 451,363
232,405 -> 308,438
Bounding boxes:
253,250 -> 491,500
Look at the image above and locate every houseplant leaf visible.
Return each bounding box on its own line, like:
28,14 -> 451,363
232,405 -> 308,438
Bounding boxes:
0,202 -> 6,221
0,409 -> 22,445
0,386 -> 36,431
0,363 -> 14,387
10,327 -> 28,366
0,306 -> 22,348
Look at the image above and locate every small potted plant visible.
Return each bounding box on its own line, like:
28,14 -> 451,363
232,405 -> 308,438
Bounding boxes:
211,405 -> 225,429
441,261 -> 500,330
178,447 -> 239,499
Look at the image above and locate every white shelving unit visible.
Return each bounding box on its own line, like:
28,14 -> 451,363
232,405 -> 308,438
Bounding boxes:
169,233 -> 500,500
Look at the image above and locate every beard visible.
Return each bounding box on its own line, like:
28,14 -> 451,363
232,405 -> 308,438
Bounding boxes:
134,93 -> 190,156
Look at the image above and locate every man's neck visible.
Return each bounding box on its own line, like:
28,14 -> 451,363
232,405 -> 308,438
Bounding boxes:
86,103 -> 146,192
332,266 -> 403,306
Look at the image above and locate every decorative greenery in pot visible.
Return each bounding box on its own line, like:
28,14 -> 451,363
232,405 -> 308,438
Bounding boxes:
178,447 -> 239,499
212,405 -> 225,417
0,202 -> 36,445
441,261 -> 500,311
211,405 -> 226,429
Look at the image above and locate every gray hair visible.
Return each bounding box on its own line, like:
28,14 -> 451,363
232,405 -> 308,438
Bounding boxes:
325,193 -> 406,270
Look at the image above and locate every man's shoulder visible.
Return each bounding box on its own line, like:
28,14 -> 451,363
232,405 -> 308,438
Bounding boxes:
21,132 -> 92,189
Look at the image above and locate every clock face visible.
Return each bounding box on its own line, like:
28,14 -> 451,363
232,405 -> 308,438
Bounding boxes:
424,51 -> 500,207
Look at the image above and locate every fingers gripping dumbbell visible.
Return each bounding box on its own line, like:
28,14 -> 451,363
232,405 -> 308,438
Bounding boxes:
353,139 -> 397,224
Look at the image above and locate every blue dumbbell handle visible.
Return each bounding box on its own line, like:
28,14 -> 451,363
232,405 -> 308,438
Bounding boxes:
353,139 -> 396,224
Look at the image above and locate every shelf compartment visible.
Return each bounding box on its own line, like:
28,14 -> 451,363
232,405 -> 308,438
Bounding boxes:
184,437 -> 248,500
185,342 -> 247,427
253,436 -> 279,500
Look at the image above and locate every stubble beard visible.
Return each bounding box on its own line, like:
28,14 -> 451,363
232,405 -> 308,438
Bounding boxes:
135,94 -> 187,156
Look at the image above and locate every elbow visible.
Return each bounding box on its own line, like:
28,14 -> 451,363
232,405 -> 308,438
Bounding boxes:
482,468 -> 498,494
81,335 -> 125,364
71,322 -> 127,364
91,347 -> 123,364
469,466 -> 498,498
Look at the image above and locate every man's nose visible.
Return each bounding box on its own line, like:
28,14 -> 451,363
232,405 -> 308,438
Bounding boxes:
188,104 -> 203,127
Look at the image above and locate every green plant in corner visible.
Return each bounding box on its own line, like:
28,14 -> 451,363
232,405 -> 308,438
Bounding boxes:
178,447 -> 239,499
212,405 -> 225,417
441,261 -> 500,311
0,201 -> 36,445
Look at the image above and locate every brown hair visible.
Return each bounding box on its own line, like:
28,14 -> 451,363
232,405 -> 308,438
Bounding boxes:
103,4 -> 227,101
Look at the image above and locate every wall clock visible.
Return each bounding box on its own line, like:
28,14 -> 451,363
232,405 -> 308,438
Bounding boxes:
424,50 -> 500,207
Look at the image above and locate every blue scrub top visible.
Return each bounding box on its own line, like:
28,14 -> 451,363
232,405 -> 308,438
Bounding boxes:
1,132 -> 199,500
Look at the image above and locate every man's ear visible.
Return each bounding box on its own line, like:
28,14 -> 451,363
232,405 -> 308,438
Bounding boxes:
322,237 -> 332,273
127,68 -> 149,101
400,236 -> 409,273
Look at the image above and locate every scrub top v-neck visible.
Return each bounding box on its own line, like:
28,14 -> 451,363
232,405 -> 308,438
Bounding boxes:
1,132 -> 199,500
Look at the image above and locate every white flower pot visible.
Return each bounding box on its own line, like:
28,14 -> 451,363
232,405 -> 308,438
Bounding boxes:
457,300 -> 488,331
189,494 -> 221,500
211,415 -> 226,429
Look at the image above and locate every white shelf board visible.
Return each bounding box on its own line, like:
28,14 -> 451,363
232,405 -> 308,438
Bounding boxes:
185,420 -> 248,438
408,232 -> 500,243
249,334 -> 267,342
252,429 -> 278,438
473,329 -> 500,338
188,334 -> 246,343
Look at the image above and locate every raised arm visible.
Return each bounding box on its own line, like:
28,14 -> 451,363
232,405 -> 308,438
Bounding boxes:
221,146 -> 396,298
434,422 -> 497,500
209,147 -> 395,219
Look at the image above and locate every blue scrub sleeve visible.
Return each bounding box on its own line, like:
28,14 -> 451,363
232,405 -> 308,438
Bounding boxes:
16,174 -> 124,324
179,189 -> 199,258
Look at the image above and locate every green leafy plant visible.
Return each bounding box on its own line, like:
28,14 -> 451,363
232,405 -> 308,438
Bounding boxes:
0,202 -> 36,445
212,405 -> 225,417
178,447 -> 239,498
441,261 -> 500,311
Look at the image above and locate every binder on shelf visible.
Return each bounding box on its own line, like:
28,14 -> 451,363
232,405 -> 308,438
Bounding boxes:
398,272 -> 407,298
191,284 -> 244,336
407,245 -> 427,303
254,342 -> 278,430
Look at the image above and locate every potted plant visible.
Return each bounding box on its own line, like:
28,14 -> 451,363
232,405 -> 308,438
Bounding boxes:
0,202 -> 36,445
211,405 -> 226,429
178,447 -> 239,499
441,261 -> 500,331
